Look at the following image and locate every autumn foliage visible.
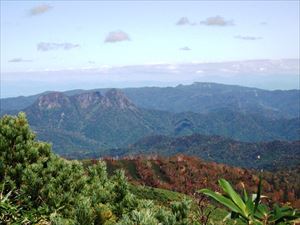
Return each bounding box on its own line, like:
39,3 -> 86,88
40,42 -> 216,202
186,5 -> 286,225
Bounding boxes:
97,155 -> 300,208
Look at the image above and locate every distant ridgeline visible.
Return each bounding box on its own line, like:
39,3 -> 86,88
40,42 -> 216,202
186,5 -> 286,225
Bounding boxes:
2,82 -> 300,118
0,82 -> 299,170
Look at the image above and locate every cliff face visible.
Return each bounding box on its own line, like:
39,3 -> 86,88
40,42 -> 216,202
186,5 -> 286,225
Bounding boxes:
104,89 -> 136,110
37,92 -> 71,110
36,89 -> 137,111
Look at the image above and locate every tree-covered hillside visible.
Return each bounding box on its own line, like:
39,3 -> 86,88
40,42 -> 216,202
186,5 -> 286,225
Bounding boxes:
112,134 -> 300,171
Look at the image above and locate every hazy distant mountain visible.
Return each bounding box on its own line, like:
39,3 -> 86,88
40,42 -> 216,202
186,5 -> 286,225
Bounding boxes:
2,59 -> 299,97
10,88 -> 297,155
123,82 -> 300,119
1,82 -> 299,119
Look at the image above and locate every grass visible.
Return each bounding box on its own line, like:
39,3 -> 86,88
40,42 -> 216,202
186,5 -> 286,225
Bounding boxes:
129,184 -> 185,204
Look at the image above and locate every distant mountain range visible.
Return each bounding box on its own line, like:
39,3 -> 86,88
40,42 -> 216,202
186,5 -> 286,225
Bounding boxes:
123,82 -> 300,119
1,82 -> 300,119
1,82 -> 299,170
16,88 -> 298,149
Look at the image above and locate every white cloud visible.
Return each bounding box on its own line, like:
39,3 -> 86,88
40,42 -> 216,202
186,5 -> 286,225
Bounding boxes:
200,16 -> 234,26
104,31 -> 130,43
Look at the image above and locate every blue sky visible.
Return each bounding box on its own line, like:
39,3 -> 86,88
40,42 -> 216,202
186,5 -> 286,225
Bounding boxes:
0,1 -> 299,97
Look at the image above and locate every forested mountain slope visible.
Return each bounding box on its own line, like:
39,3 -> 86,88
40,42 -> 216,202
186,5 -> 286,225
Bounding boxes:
18,89 -> 299,155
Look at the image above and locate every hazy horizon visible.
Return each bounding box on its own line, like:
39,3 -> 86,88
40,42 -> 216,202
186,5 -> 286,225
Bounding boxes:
1,1 -> 299,97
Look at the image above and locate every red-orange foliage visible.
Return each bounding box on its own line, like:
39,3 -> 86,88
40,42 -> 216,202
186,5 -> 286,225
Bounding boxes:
91,154 -> 299,208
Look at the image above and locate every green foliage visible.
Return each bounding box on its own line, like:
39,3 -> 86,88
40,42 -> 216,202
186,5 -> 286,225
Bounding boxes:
94,203 -> 116,225
199,178 -> 300,224
129,185 -> 185,205
74,197 -> 94,225
170,198 -> 192,225
0,113 -> 196,224
0,190 -> 20,224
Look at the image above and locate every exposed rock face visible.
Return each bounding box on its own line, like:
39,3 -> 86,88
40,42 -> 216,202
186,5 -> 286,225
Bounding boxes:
37,92 -> 70,110
104,89 -> 136,110
74,91 -> 104,109
35,89 -> 137,111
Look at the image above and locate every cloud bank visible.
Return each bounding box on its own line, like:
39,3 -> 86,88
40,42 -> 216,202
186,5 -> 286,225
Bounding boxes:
105,31 -> 130,43
37,42 -> 80,51
3,59 -> 299,98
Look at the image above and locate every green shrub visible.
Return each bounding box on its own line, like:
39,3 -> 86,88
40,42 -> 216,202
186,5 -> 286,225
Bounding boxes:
0,113 -> 195,224
199,178 -> 300,225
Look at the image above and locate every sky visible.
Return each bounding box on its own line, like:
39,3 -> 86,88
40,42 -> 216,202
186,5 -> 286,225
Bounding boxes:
0,1 -> 299,97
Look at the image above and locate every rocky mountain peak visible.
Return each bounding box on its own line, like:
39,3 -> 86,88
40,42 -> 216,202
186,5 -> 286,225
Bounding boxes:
105,89 -> 136,109
34,89 -> 137,111
74,91 -> 104,109
37,92 -> 70,110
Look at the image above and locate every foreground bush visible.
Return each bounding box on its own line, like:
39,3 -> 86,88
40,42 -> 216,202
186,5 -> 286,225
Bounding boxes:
0,113 -> 196,224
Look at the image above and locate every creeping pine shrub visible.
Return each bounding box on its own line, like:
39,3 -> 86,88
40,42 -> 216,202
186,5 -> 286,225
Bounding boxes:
74,197 -> 95,225
0,113 -> 195,224
171,198 -> 192,224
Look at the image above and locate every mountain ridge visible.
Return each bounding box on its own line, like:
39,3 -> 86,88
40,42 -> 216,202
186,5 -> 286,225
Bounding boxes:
10,89 -> 298,171
1,85 -> 299,169
22,89 -> 299,148
1,82 -> 299,119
